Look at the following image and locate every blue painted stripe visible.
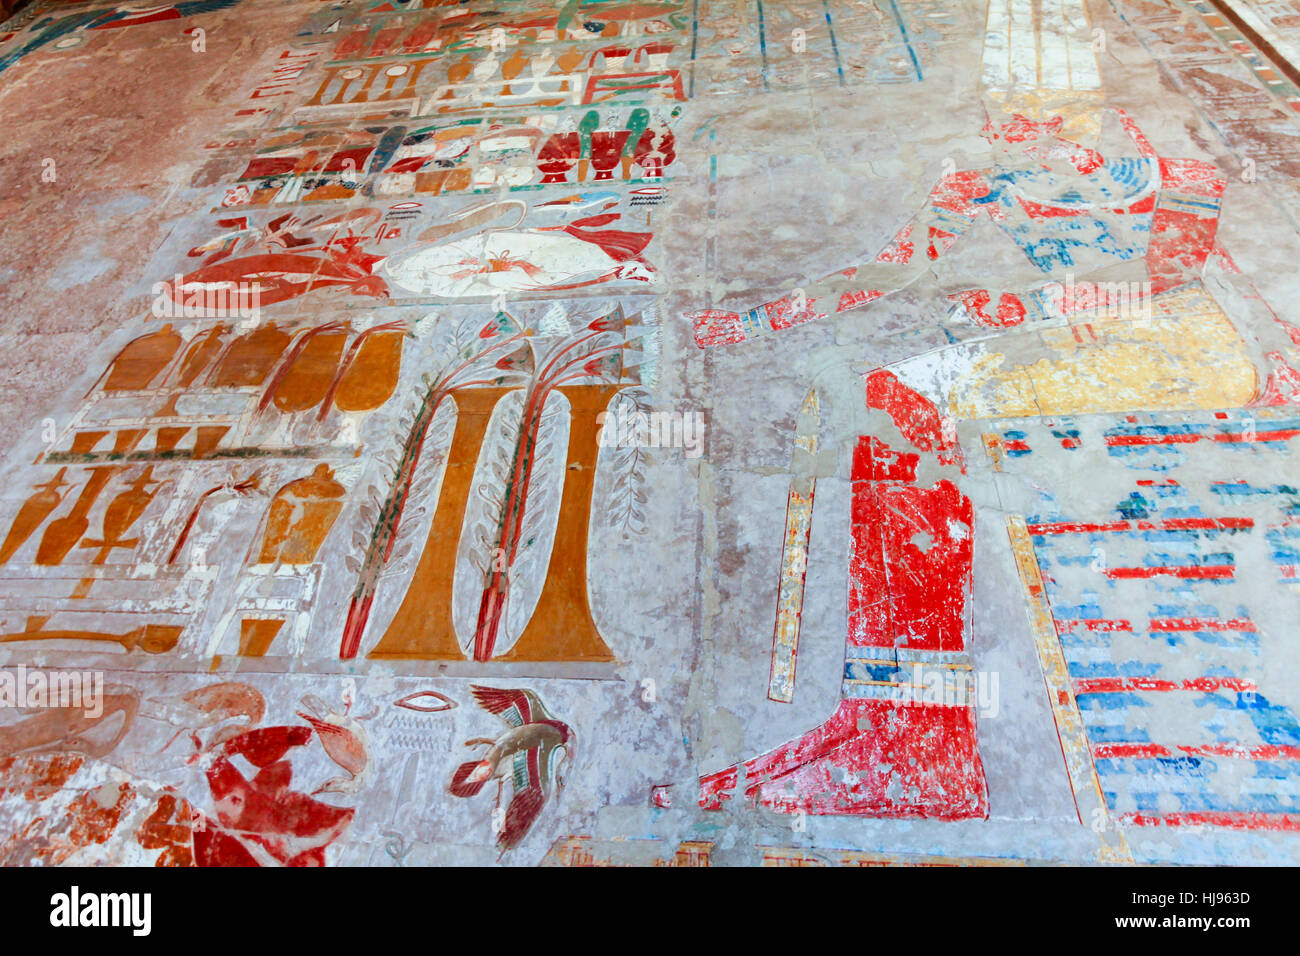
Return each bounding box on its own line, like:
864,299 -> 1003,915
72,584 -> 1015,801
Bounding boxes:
689,0 -> 700,99
885,0 -> 922,81
823,0 -> 845,87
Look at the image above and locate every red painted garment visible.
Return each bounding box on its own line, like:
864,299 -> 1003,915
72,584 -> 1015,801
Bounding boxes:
849,479 -> 973,653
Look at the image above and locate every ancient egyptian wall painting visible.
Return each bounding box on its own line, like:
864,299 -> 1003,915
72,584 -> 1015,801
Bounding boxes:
0,0 -> 1298,866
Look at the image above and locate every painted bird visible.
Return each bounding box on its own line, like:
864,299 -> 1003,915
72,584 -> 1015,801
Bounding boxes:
296,693 -> 370,796
449,686 -> 572,852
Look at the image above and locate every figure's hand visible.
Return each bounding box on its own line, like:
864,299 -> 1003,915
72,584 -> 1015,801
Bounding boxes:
349,275 -> 390,299
947,289 -> 1026,328
615,260 -> 655,282
687,296 -> 830,348
687,309 -> 746,348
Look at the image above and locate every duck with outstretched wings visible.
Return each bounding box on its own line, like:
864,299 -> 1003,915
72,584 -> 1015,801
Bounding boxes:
449,686 -> 572,852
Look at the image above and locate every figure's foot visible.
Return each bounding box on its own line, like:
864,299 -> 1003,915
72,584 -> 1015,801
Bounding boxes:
947,288 -> 1027,328
700,698 -> 988,820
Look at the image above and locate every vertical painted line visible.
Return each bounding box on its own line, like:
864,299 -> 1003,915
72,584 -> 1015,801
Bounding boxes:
823,0 -> 845,87
1034,0 -> 1043,88
1008,0 -> 1038,88
1006,517 -> 1134,864
756,0 -> 771,91
886,0 -> 923,81
706,127 -> 717,306
689,0 -> 700,98
768,389 -> 820,703
982,0 -> 1011,94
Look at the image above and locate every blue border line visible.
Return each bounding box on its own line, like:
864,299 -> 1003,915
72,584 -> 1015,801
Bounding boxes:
823,0 -> 845,87
886,0 -> 922,82
689,0 -> 699,98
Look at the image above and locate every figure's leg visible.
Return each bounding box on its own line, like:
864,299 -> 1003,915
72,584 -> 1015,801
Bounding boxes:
700,375 -> 988,819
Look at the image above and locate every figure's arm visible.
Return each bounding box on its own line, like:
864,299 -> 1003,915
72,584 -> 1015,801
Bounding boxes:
689,170 -> 994,348
1110,106 -> 1226,295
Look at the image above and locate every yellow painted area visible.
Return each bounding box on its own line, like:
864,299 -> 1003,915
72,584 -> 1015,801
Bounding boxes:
981,433 -> 1005,472
985,89 -> 1105,143
769,388 -> 822,704
951,288 -> 1257,419
1006,517 -> 1133,864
